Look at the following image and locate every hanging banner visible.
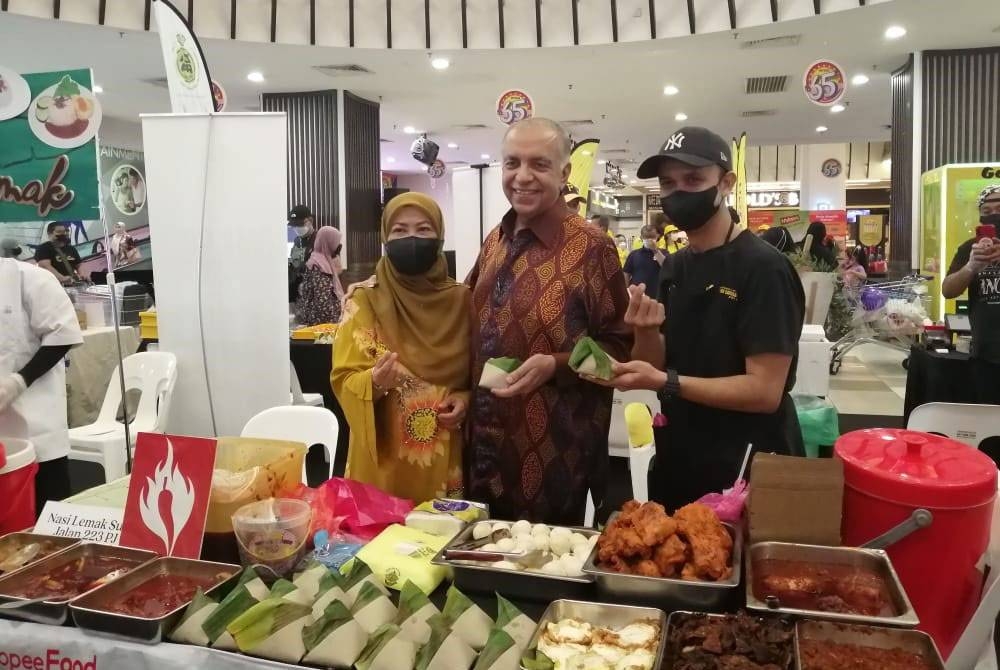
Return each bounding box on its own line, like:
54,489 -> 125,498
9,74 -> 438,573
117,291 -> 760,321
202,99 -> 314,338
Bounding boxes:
731,132 -> 748,226
859,214 -> 884,246
152,0 -> 215,114
803,60 -> 847,106
0,67 -> 31,121
102,146 -> 148,224
568,138 -> 599,215
0,68 -> 101,224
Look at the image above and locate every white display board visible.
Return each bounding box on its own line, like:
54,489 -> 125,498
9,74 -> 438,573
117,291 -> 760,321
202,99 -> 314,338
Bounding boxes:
141,113 -> 289,437
450,165 -> 508,281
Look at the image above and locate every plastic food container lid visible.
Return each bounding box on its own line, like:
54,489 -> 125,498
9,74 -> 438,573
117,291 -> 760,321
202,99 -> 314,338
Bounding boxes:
0,438 -> 35,476
835,428 -> 997,509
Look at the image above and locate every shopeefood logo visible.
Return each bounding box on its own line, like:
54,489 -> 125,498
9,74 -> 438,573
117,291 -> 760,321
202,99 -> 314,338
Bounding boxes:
0,649 -> 96,670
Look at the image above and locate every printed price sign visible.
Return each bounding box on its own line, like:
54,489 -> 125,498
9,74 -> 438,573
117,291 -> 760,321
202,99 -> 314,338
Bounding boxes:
496,89 -> 534,126
803,60 -> 846,106
120,433 -> 217,558
34,502 -> 124,544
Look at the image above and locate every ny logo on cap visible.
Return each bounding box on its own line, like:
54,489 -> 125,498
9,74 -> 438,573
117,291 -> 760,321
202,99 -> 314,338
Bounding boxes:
664,132 -> 685,151
721,152 -> 728,162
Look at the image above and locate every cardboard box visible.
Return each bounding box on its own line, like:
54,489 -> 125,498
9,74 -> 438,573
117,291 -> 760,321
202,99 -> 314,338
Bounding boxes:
748,453 -> 844,546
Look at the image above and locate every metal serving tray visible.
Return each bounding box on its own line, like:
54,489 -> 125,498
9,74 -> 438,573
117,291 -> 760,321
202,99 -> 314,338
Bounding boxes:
0,542 -> 155,625
0,532 -> 80,576
582,523 -> 742,611
431,521 -> 599,602
523,599 -> 668,670
795,620 -> 944,670
70,556 -> 240,644
746,542 -> 918,628
664,611 -> 796,670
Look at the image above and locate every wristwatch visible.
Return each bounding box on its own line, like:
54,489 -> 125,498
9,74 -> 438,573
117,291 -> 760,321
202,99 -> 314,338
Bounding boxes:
658,368 -> 681,403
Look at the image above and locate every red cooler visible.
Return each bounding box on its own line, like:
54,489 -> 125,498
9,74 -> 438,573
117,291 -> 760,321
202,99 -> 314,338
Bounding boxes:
0,438 -> 38,534
836,429 -> 997,658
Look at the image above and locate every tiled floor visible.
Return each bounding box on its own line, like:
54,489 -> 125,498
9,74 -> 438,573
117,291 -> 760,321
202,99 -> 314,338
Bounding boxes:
828,343 -> 908,417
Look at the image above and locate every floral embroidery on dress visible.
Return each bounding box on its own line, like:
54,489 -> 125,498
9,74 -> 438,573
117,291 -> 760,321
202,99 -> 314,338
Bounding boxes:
396,383 -> 446,468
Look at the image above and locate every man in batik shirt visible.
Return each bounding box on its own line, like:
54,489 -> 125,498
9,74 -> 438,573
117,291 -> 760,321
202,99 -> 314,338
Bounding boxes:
467,118 -> 632,524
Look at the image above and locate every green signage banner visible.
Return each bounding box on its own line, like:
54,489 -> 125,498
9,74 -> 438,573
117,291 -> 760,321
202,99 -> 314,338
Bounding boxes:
0,68 -> 101,224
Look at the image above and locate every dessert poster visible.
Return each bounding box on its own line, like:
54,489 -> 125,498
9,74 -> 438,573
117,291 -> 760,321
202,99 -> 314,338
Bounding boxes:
0,68 -> 101,224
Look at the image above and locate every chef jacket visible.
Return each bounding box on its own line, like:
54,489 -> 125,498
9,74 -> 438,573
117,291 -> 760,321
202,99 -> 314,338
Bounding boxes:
0,259 -> 83,462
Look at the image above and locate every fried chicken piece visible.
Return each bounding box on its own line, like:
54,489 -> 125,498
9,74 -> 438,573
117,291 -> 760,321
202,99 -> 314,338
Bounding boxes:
598,524 -> 649,560
631,501 -> 678,547
675,503 -> 733,581
631,559 -> 662,578
652,534 -> 688,578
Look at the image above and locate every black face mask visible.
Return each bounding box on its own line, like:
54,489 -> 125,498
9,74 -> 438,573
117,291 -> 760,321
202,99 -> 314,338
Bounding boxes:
54,234 -> 70,244
385,236 -> 441,276
980,213 -> 1000,227
661,185 -> 723,232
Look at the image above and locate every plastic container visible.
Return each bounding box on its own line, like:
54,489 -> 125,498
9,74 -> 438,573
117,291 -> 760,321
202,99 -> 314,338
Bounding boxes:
0,439 -> 39,534
232,498 -> 312,578
201,436 -> 307,564
836,429 -> 997,658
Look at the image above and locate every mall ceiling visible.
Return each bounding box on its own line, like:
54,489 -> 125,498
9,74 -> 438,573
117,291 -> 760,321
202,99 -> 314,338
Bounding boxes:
1,0 -> 998,177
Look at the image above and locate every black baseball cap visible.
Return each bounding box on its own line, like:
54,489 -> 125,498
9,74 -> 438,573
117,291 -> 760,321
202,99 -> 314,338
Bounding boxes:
288,204 -> 313,224
637,126 -> 733,179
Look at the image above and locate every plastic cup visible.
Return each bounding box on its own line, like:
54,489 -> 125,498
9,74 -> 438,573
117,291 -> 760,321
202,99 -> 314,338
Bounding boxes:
232,498 -> 312,578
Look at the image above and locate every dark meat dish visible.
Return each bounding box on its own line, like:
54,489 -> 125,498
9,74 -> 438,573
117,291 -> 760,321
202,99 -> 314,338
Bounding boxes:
752,559 -> 894,616
666,612 -> 794,670
3,555 -> 142,601
106,573 -> 225,618
799,639 -> 937,670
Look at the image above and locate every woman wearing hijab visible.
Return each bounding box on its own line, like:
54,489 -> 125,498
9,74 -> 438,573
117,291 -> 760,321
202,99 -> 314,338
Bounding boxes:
760,226 -> 794,254
331,193 -> 471,501
295,226 -> 345,326
804,221 -> 836,268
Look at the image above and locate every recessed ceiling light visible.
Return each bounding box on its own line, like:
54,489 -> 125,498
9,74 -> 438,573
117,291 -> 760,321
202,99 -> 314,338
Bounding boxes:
481,153 -> 491,160
884,25 -> 907,39
598,160 -> 607,165
447,142 -> 459,149
663,85 -> 679,96
852,74 -> 870,86
386,157 -> 396,163
92,85 -> 104,94
830,104 -> 845,113
430,56 -> 450,70
675,112 -> 688,121
816,125 -> 829,133
247,71 -> 265,83
403,126 -> 417,134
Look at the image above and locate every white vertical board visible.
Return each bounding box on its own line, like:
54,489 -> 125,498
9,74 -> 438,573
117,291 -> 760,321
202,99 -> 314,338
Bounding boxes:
798,143 -> 847,211
142,113 -> 289,437
451,164 -> 507,281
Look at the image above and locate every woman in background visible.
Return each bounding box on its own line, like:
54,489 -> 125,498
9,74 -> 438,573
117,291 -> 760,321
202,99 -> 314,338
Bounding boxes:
295,226 -> 345,326
331,193 -> 470,501
839,245 -> 868,290
804,221 -> 836,268
761,226 -> 795,254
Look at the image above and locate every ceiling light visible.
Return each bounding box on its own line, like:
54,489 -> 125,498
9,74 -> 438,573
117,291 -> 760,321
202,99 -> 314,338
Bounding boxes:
816,125 -> 829,133
430,56 -> 450,70
675,112 -> 688,121
663,85 -> 679,96
884,25 -> 907,39
481,153 -> 491,160
598,160 -> 607,165
852,74 -> 870,86
447,142 -> 458,149
882,157 -> 892,167
92,85 -> 103,94
403,126 -> 417,134
830,104 -> 845,113
386,157 -> 396,163
247,71 -> 265,83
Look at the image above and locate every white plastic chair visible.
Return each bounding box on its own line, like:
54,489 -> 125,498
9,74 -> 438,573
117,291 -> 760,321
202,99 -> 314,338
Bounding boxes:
241,406 -> 340,483
68,352 -> 178,482
290,363 -> 324,407
907,402 -> 1000,449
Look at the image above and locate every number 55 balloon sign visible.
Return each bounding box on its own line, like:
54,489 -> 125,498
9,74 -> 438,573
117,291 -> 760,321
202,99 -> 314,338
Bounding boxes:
803,60 -> 846,106
496,89 -> 535,126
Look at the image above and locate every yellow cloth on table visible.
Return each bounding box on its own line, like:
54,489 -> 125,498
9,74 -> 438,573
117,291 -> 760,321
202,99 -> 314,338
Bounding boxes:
355,524 -> 451,594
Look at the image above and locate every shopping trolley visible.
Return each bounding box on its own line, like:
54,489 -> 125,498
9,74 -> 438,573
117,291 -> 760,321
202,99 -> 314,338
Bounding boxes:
828,275 -> 932,375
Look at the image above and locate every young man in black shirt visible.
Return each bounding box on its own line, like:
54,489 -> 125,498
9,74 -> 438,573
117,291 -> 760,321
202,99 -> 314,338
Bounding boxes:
34,221 -> 83,285
589,126 -> 805,511
942,184 -> 1000,404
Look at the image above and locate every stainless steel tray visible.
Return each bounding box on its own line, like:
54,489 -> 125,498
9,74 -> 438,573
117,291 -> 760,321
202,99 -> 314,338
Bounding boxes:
664,611 -> 796,670
431,521 -> 598,602
795,620 -> 944,670
0,542 -> 155,625
746,542 -> 919,628
523,599 -> 668,670
582,523 -> 742,611
0,532 -> 80,577
70,556 -> 241,644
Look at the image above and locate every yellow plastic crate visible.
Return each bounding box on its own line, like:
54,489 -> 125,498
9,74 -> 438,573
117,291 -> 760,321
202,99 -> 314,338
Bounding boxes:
139,310 -> 158,340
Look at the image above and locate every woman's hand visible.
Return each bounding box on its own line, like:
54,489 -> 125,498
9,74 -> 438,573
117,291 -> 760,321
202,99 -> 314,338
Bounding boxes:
371,352 -> 407,391
585,360 -> 667,392
437,394 -> 467,430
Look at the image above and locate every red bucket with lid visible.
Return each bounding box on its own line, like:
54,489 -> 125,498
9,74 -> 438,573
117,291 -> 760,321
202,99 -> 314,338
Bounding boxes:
0,438 -> 38,534
836,428 -> 997,658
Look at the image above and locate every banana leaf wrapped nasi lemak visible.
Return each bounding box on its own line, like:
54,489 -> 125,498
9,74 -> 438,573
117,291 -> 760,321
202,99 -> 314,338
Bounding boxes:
415,615 -> 478,670
340,559 -> 389,607
227,598 -> 313,664
478,357 -> 522,390
311,570 -> 348,619
568,336 -> 616,380
292,559 -> 331,601
302,600 -> 368,668
350,581 -> 397,634
203,567 -> 270,650
269,578 -> 314,606
473,629 -> 523,670
396,580 -> 440,644
495,594 -> 535,652
355,623 -> 419,670
169,590 -> 218,646
442,585 -> 494,650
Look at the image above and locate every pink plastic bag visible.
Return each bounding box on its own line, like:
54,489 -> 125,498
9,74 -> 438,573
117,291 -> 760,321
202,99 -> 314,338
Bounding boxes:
695,479 -> 748,523
294,478 -> 414,541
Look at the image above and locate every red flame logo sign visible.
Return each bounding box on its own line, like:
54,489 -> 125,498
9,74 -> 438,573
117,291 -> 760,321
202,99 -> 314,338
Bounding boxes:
137,439 -> 195,555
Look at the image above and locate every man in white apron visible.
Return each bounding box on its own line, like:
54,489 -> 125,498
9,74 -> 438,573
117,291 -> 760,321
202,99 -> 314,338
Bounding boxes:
0,257 -> 83,513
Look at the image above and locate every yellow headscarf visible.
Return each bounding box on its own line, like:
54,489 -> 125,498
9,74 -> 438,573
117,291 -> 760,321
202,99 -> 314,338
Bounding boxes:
367,193 -> 470,388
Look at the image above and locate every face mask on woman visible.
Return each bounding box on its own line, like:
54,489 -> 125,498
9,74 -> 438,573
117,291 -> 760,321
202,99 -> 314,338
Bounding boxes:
385,236 -> 441,275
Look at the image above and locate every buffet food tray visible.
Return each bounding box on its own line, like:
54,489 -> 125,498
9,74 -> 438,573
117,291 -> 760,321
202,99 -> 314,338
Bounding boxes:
70,556 -> 241,644
745,542 -> 919,628
431,521 -> 598,602
525,599 -> 669,670
0,542 -> 155,625
0,532 -> 80,576
663,611 -> 796,670
794,620 -> 944,670
582,523 -> 742,611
